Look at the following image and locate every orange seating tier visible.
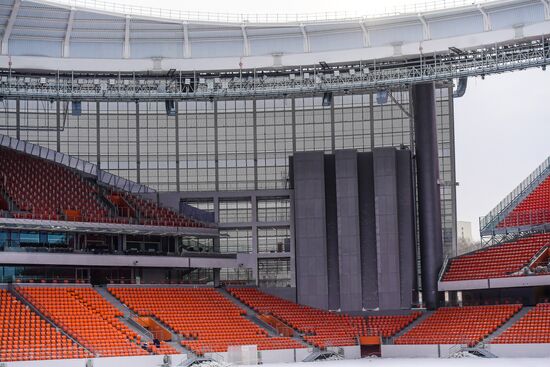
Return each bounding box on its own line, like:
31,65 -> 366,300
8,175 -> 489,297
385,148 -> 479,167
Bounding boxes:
228,288 -> 421,348
16,287 -> 178,357
0,289 -> 91,362
108,287 -> 304,355
499,175 -> 550,228
442,233 -> 550,281
0,147 -> 205,228
493,303 -> 550,344
394,305 -> 521,347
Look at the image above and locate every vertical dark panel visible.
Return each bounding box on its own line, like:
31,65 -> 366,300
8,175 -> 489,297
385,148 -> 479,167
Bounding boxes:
335,150 -> 362,311
413,83 -> 443,310
293,151 -> 329,309
396,149 -> 417,309
358,152 -> 378,309
373,148 -> 401,310
135,102 -> 140,183
324,154 -> 340,310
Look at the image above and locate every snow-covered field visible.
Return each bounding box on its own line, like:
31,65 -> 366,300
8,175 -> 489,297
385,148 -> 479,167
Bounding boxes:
241,358 -> 550,367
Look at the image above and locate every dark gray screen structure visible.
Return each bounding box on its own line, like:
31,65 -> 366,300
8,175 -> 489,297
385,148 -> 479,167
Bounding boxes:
292,148 -> 417,311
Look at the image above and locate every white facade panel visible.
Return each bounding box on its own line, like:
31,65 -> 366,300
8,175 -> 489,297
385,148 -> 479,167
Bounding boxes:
489,3 -> 545,30
369,23 -> 423,46
429,14 -> 484,39
70,41 -> 123,58
191,39 -> 243,58
309,31 -> 363,52
130,41 -> 184,58
249,36 -> 303,56
9,38 -> 61,57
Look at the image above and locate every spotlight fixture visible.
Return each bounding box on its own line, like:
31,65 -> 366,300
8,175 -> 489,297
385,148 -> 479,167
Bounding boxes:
319,61 -> 330,70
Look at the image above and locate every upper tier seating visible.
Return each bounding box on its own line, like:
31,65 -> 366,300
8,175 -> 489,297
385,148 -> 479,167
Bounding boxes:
493,303 -> 550,343
499,175 -> 550,228
0,147 -> 205,228
394,304 -> 521,346
0,289 -> 91,362
229,288 -> 420,348
0,148 -> 108,222
442,233 -> 550,281
16,287 -> 178,357
108,287 -> 304,355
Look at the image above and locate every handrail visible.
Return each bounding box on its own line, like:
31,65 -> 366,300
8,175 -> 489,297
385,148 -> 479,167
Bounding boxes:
528,245 -> 549,268
480,156 -> 550,232
44,0 -> 495,24
438,255 -> 450,282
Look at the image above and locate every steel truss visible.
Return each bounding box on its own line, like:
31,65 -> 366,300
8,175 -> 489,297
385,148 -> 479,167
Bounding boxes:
1,37 -> 549,101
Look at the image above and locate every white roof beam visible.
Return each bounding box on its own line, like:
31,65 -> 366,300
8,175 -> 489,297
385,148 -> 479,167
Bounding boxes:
182,21 -> 190,58
418,14 -> 431,40
300,24 -> 310,53
63,7 -> 75,58
1,0 -> 21,55
477,5 -> 492,31
123,15 -> 130,59
241,23 -> 250,57
541,0 -> 550,20
359,20 -> 370,47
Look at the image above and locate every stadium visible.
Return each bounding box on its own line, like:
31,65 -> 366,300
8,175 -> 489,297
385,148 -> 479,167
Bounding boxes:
0,0 -> 549,365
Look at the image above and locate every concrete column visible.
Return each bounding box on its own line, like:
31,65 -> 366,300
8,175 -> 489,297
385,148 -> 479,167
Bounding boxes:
412,82 -> 443,310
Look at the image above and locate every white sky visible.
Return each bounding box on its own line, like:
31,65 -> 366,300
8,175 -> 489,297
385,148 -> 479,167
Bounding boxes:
112,0 -> 550,239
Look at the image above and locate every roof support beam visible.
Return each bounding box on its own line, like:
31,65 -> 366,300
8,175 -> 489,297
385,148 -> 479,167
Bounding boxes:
477,5 -> 492,31
541,0 -> 550,20
418,14 -> 431,40
359,20 -> 370,47
1,0 -> 21,55
123,15 -> 131,59
63,7 -> 75,58
182,21 -> 190,58
241,23 -> 250,57
300,24 -> 310,53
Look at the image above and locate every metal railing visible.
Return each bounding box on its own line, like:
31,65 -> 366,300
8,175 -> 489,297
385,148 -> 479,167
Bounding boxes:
480,156 -> 550,232
45,0 -> 494,23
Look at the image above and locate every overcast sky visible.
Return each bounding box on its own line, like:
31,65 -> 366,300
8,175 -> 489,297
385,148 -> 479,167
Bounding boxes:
94,0 -> 550,239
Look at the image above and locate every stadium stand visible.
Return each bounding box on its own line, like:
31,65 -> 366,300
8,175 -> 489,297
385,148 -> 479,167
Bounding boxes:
492,303 -> 550,343
0,147 -> 205,228
108,287 -> 305,355
394,304 -> 521,346
442,233 -> 550,281
498,175 -> 550,228
228,288 -> 420,348
0,289 -> 91,361
16,287 -> 178,357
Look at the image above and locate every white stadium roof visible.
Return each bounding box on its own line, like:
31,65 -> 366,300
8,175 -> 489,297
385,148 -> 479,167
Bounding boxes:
0,0 -> 548,72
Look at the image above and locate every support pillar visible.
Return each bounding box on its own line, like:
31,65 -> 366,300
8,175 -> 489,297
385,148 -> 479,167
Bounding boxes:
413,82 -> 443,310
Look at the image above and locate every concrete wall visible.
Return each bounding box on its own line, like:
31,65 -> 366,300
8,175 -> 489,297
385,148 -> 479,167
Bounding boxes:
335,150 -> 363,312
3,354 -> 189,367
488,343 -> 550,358
324,154 -> 340,310
293,151 -> 329,309
260,349 -> 296,364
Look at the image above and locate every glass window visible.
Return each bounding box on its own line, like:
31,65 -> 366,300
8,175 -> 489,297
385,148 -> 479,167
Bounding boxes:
219,228 -> 252,253
219,199 -> 251,223
258,227 -> 290,253
258,258 -> 291,287
257,198 -> 290,222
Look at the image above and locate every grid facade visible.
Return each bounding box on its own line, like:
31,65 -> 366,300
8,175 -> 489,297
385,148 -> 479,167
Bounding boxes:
1,86 -> 457,287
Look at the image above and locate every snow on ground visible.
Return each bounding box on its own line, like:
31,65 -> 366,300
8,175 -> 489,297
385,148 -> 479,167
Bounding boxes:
240,358 -> 550,367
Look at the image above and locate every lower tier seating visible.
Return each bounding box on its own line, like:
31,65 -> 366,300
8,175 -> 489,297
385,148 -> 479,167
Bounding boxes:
442,233 -> 550,281
493,303 -> 550,343
0,289 -> 91,362
395,304 -> 521,346
229,288 -> 420,348
16,287 -> 177,357
108,287 -> 304,355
